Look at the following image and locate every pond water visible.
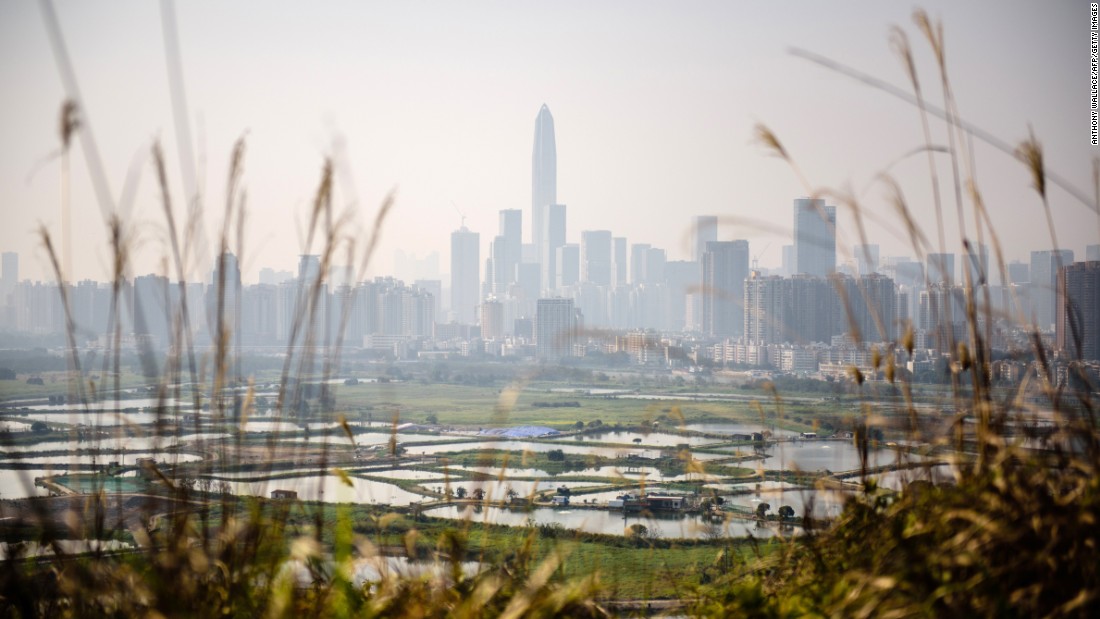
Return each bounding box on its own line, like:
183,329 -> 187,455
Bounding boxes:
404,440 -> 730,461
276,432 -> 456,446
423,479 -> 591,502
366,468 -> 450,481
0,453 -> 203,467
683,423 -> 801,438
1,433 -> 227,453
869,464 -> 955,491
426,504 -> 786,540
227,475 -> 427,505
0,469 -> 54,498
0,398 -> 191,412
751,440 -> 916,473
565,431 -> 722,447
727,488 -> 852,519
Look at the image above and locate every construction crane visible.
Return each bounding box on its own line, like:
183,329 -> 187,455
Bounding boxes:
752,242 -> 771,272
451,201 -> 466,228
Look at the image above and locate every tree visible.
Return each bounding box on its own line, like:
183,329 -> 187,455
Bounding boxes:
455,487 -> 467,499
756,502 -> 771,520
0,368 -> 15,380
31,421 -> 50,433
778,505 -> 795,521
575,420 -> 585,430
547,449 -> 565,462
426,412 -> 439,425
471,488 -> 486,501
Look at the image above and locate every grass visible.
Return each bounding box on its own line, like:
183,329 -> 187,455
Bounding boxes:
2,6 -> 1098,617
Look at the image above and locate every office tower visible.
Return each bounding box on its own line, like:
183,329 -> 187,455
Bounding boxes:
1,252 -> 17,300
693,216 -> 718,262
964,243 -> 989,286
665,260 -> 698,332
1087,244 -> 1100,262
1007,261 -> 1030,285
498,209 -> 522,286
744,273 -> 788,345
540,203 -> 566,293
646,248 -> 666,284
581,230 -> 612,286
926,253 -> 955,286
536,298 -> 575,361
854,244 -> 880,276
920,285 -> 966,353
1031,249 -> 1074,329
555,244 -> 579,289
450,226 -> 480,324
210,251 -> 243,345
781,245 -> 795,276
489,236 -> 510,296
611,237 -> 628,287
298,255 -> 321,283
133,274 -> 171,349
1057,261 -> 1100,361
793,198 -> 837,277
788,274 -> 842,344
630,244 -> 651,285
532,104 -> 557,267
845,274 -> 898,343
481,299 -> 505,340
701,240 -> 750,338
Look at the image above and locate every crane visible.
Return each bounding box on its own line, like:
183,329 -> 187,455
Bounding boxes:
451,201 -> 466,228
752,242 -> 771,272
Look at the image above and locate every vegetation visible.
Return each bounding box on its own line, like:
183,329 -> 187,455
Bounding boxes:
1,8 -> 1098,618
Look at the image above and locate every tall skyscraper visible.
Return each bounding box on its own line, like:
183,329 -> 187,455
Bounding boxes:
1057,260 -> 1100,362
702,240 -> 750,338
499,209 -> 522,286
630,243 -> 651,285
611,237 -> 628,288
540,203 -> 566,294
580,230 -> 612,286
532,104 -> 557,261
450,226 -> 480,324
926,253 -> 955,286
536,297 -> 575,361
793,198 -> 836,277
1031,249 -> 1074,329
555,243 -> 580,289
693,216 -> 718,262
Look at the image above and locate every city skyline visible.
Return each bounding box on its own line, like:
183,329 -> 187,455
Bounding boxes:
0,2 -> 1093,286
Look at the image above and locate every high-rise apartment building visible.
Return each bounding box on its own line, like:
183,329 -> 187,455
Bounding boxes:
498,209 -> 522,287
580,230 -> 612,286
450,226 -> 480,324
702,240 -> 749,338
1056,261 -> 1100,362
793,198 -> 836,277
536,297 -> 575,361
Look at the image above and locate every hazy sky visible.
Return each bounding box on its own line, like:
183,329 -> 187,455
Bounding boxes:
0,1 -> 1094,284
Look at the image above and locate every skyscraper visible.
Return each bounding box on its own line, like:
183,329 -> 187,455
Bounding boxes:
1057,260 -> 1100,362
540,203 -> 566,294
926,253 -> 955,286
532,104 -> 557,262
450,226 -> 480,324
693,216 -> 718,262
702,240 -> 750,338
611,237 -> 628,288
793,198 -> 836,277
854,244 -> 880,276
580,230 -> 612,286
536,297 -> 575,361
499,209 -> 522,286
1031,249 -> 1074,329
